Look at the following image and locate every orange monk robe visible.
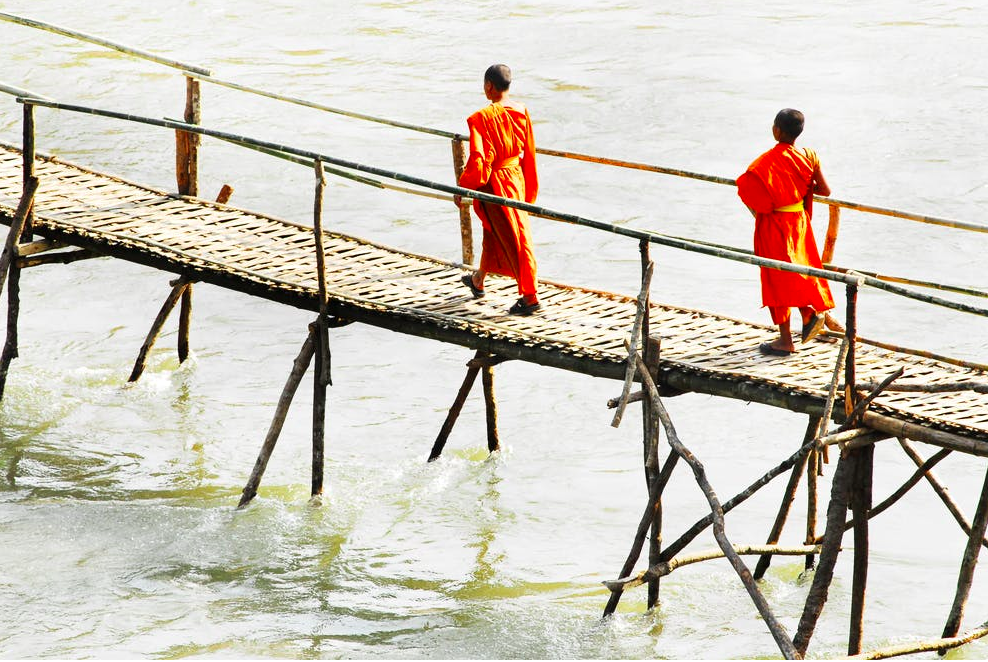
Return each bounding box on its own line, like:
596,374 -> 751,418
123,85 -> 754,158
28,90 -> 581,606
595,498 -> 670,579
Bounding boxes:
737,143 -> 834,321
458,102 -> 539,298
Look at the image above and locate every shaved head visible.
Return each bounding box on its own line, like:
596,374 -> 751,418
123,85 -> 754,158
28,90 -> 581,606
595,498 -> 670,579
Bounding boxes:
485,64 -> 512,92
774,108 -> 805,142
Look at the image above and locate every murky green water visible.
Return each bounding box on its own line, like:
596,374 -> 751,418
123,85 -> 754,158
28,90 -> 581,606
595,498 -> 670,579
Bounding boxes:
1,1 -> 988,658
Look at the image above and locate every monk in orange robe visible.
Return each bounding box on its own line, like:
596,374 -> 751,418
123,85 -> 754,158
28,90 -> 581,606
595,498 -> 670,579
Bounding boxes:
737,108 -> 834,356
454,64 -> 541,315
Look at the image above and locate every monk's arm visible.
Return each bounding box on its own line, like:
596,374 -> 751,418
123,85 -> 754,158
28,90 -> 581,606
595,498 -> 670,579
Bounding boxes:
458,120 -> 492,191
812,163 -> 831,196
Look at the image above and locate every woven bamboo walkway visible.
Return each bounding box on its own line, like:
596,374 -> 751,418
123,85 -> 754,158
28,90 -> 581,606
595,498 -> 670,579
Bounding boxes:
2,142 -> 987,447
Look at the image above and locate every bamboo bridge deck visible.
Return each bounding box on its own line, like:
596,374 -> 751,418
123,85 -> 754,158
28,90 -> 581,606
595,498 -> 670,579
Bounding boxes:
2,141 -> 988,449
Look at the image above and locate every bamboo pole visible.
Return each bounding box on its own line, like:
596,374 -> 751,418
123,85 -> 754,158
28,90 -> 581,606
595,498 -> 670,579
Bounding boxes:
17,249 -> 97,269
127,278 -> 190,383
839,367 -> 904,432
848,443 -> 875,655
793,450 -> 856,657
821,204 -> 840,263
175,77 -> 201,364
611,260 -> 653,428
806,431 -> 819,572
941,463 -> 988,642
607,544 -> 822,590
844,281 -> 859,418
428,350 -> 483,462
602,440 -> 680,617
633,352 -> 799,659
0,259 -> 21,402
238,326 -> 317,509
753,415 -> 819,579
0,176 -> 39,295
848,620 -> 988,660
311,327 -> 326,498
312,160 -> 332,388
481,360 -> 500,453
21,102 -> 35,237
898,438 -> 988,549
855,380 -> 988,394
643,335 -> 662,609
451,139 -> 474,265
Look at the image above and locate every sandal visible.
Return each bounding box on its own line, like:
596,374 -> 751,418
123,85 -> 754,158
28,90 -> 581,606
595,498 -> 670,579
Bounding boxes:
508,297 -> 541,316
461,273 -> 485,298
758,342 -> 792,357
801,313 -> 826,343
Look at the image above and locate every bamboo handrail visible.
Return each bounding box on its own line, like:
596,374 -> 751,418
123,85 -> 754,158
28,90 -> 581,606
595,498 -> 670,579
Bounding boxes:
0,12 -> 211,76
0,82 -> 53,102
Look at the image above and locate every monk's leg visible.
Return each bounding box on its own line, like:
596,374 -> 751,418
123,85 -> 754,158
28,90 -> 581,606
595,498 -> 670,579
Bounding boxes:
515,216 -> 538,305
769,306 -> 795,352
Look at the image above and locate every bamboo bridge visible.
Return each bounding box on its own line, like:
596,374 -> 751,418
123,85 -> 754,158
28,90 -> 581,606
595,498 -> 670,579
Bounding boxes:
4,11 -> 988,661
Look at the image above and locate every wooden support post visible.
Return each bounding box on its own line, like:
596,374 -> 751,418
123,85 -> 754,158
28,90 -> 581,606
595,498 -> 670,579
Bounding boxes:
806,437 -> 819,571
22,102 -> 35,237
643,335 -> 662,609
428,350 -> 484,462
754,414 -> 819,579
311,327 -> 327,498
238,327 -> 317,509
844,281 -> 859,417
848,443 -> 874,655
941,462 -> 988,642
451,138 -> 473,265
793,449 -> 856,657
310,161 -> 331,496
481,361 -> 500,453
611,259 -> 653,428
128,278 -> 190,383
175,76 -> 201,364
0,259 -> 21,402
822,204 -> 840,263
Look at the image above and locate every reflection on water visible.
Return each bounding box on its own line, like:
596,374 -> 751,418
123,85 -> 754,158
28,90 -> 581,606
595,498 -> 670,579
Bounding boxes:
1,0 -> 988,658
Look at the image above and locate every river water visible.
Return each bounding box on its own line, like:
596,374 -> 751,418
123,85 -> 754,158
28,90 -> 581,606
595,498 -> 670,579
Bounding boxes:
1,1 -> 987,659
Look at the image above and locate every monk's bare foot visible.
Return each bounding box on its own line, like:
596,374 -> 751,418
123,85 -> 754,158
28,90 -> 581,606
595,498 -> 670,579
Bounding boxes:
759,340 -> 794,357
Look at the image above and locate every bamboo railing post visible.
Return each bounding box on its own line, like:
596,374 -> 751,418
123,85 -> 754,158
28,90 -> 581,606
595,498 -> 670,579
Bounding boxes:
806,434 -> 819,571
481,360 -> 500,453
175,76 -> 200,364
644,335 -> 662,609
0,177 -> 39,402
845,281 -> 859,417
822,204 -> 840,263
0,257 -> 21,402
753,414 -> 819,579
22,102 -> 35,237
848,443 -> 875,655
451,138 -> 473,265
311,160 -> 331,496
428,350 -> 484,462
238,326 -> 317,509
941,463 -> 988,643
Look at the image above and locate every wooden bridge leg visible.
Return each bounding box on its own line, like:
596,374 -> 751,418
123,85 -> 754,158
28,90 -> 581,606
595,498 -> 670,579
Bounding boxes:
754,415 -> 820,579
481,362 -> 500,453
128,277 -> 190,383
793,448 -> 856,657
642,335 -> 662,609
238,326 -> 316,509
848,443 -> 874,655
311,321 -> 329,498
941,462 -> 988,643
0,261 -> 21,402
805,446 -> 819,571
428,350 -> 484,462
0,177 -> 39,402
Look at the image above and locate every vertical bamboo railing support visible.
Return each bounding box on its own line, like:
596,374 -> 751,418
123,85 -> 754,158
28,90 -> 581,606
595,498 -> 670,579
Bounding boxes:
481,360 -> 500,453
22,102 -> 35,237
311,159 -> 331,497
753,415 -> 820,579
451,138 -> 473,265
238,326 -> 317,509
821,204 -> 841,263
941,463 -> 988,643
428,350 -> 484,462
176,76 -> 201,364
848,442 -> 874,655
805,432 -> 819,571
844,280 -> 859,416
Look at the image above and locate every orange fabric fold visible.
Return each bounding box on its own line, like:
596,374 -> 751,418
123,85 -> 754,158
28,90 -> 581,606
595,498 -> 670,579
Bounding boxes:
458,103 -> 539,297
737,143 -> 834,314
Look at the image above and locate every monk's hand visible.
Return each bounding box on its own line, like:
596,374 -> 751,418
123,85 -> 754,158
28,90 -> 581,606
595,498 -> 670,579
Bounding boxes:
453,194 -> 462,208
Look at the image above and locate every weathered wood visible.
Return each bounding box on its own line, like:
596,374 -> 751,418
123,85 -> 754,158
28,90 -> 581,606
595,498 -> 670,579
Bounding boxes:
12,237 -> 60,257
643,334 -> 662,609
481,362 -> 500,453
428,351 -> 483,462
634,352 -> 798,659
311,324 -> 327,497
451,139 -> 473,265
214,183 -> 234,205
607,544 -> 823,590
793,449 -> 857,657
848,443 -> 874,655
0,259 -> 20,401
17,248 -> 97,268
22,103 -> 34,236
753,415 -> 819,579
238,327 -> 316,508
806,437 -> 819,572
175,76 -> 200,198
941,462 -> 988,641
848,619 -> 988,659
0,176 -> 38,294
128,278 -> 190,382
821,204 -> 840,263
840,367 -> 904,431
611,260 -> 653,428
844,281 -> 859,418
312,160 -> 331,388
